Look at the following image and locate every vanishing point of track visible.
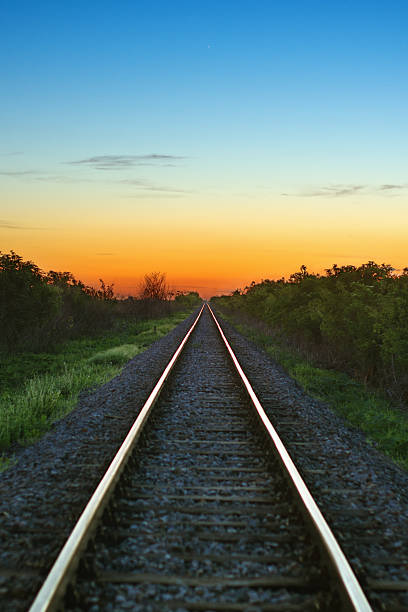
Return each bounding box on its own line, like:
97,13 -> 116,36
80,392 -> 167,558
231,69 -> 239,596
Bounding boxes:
30,304 -> 372,611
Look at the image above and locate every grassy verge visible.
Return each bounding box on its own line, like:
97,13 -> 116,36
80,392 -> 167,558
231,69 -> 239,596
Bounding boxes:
217,309 -> 408,470
0,311 -> 192,454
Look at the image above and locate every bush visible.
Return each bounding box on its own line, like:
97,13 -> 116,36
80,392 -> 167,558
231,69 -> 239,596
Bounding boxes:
212,262 -> 408,400
0,251 -> 61,351
0,251 -> 201,356
0,251 -> 116,353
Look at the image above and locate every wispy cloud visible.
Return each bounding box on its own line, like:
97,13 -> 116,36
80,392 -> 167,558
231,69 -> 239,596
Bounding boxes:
0,167 -> 189,194
0,170 -> 38,177
170,284 -> 207,289
118,178 -> 190,193
301,185 -> 365,197
291,183 -> 408,198
0,219 -> 45,230
121,192 -> 185,199
66,154 -> 186,170
378,183 -> 408,191
0,170 -> 96,184
0,153 -> 188,196
35,174 -> 94,183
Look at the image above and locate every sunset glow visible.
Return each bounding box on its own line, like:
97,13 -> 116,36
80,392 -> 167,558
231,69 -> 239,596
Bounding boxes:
1,2 -> 407,298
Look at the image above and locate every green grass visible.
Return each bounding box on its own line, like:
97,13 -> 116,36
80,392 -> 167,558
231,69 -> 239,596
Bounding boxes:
0,314 -> 188,393
87,344 -> 144,365
0,311 -> 191,452
218,309 -> 408,470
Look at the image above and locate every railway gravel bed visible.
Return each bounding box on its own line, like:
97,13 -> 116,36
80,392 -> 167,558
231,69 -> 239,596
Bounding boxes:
0,311 -> 199,612
1,306 -> 407,610
64,310 -> 328,610
213,311 -> 408,611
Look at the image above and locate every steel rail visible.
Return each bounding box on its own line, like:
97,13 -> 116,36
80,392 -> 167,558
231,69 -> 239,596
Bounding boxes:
207,303 -> 372,612
29,304 -> 205,612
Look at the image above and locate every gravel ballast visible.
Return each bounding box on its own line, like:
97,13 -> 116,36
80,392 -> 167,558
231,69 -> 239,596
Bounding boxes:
1,306 -> 408,611
67,308 -> 325,611
214,312 -> 408,610
0,311 -> 199,611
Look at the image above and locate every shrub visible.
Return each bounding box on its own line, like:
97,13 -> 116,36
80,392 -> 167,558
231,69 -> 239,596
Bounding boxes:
212,261 -> 408,399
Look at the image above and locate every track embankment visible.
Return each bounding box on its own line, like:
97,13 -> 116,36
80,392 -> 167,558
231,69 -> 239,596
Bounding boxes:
0,306 -> 407,611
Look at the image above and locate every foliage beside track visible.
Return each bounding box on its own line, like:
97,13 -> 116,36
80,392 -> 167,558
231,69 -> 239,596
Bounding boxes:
0,250 -> 201,353
212,262 -> 408,399
0,250 -> 201,459
0,312 -> 192,454
212,262 -> 408,469
215,312 -> 408,469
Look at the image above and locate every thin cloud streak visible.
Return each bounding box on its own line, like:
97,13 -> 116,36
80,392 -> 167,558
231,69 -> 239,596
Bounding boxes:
120,193 -> 185,199
302,185 -> 365,197
66,154 -> 186,170
291,183 -> 408,197
0,169 -> 188,193
0,170 -> 99,184
34,175 -> 94,183
169,284 -> 208,289
119,179 -> 190,193
0,170 -> 38,177
379,184 -> 408,191
0,219 -> 46,230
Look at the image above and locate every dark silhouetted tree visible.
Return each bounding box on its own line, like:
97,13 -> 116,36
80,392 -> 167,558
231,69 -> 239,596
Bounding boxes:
139,272 -> 169,301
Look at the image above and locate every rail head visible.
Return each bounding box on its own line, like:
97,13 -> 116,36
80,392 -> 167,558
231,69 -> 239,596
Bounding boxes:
207,303 -> 373,612
29,304 -> 205,612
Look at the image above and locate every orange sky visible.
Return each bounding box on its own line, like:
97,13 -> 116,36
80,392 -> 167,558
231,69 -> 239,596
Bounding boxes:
2,189 -> 408,299
1,4 -> 407,298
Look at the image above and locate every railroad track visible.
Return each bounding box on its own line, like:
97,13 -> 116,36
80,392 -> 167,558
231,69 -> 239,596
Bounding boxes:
29,304 -> 374,611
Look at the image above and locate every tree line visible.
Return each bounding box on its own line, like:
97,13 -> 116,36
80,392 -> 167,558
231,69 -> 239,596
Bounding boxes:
211,261 -> 408,401
0,251 -> 200,353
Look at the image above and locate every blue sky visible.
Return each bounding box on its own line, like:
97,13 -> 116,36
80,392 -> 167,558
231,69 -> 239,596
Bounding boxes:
2,1 -> 407,183
1,1 -> 407,295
